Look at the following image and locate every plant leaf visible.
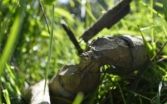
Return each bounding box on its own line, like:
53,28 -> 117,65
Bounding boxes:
0,11 -> 24,76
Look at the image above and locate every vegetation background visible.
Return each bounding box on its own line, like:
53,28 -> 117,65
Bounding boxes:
0,0 -> 167,104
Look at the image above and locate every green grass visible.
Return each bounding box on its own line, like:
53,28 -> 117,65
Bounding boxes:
0,0 -> 167,104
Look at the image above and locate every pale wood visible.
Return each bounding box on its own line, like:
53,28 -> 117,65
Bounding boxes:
23,80 -> 50,104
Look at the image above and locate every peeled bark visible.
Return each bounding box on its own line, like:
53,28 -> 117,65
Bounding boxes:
23,80 -> 50,104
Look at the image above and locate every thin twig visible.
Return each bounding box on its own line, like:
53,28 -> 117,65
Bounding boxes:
61,21 -> 83,54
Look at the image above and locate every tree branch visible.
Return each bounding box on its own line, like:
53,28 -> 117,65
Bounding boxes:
81,0 -> 132,42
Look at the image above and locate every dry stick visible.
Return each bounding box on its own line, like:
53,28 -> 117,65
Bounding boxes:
61,22 -> 83,54
81,0 -> 132,42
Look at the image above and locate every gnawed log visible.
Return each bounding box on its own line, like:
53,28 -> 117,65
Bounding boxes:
82,35 -> 148,70
23,35 -> 149,104
23,80 -> 50,104
49,58 -> 100,103
49,35 -> 149,103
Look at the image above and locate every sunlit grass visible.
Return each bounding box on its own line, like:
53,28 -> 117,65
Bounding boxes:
0,0 -> 167,104
0,9 -> 24,104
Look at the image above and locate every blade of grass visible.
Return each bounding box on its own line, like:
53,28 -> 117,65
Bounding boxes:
138,25 -> 151,56
72,92 -> 84,104
150,0 -> 154,53
45,5 -> 54,82
153,40 -> 167,61
6,64 -> 21,96
85,3 -> 97,22
2,89 -> 11,104
139,96 -> 142,104
163,0 -> 167,21
0,11 -> 24,76
118,83 -> 127,104
129,91 -> 152,102
39,0 -> 54,92
140,1 -> 163,18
